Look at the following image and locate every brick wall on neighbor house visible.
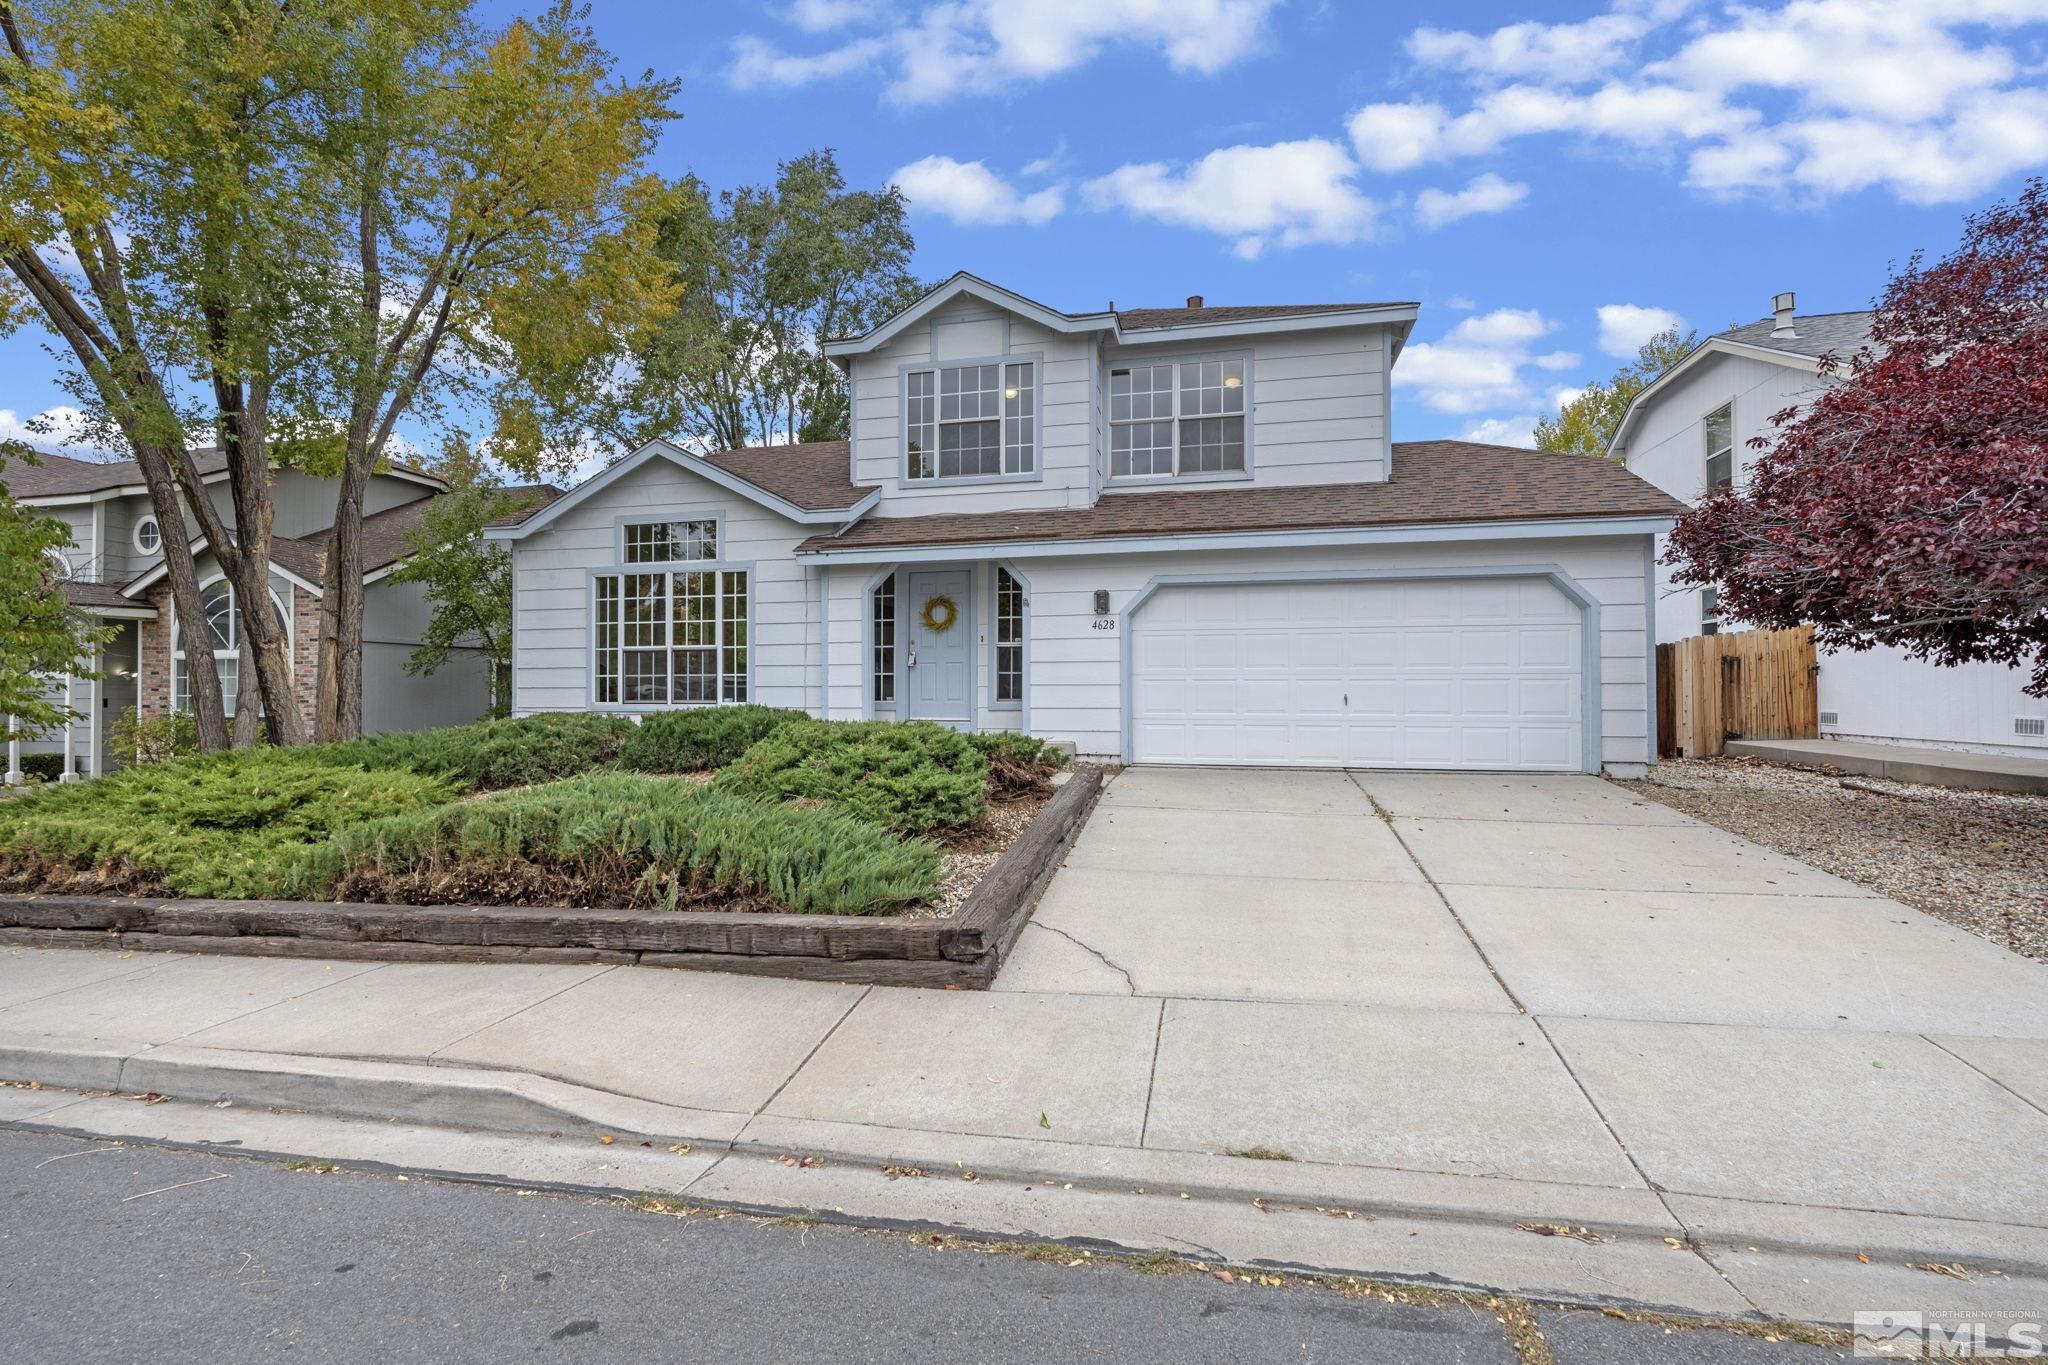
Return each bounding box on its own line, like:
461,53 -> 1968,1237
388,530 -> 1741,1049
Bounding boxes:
137,580 -> 320,733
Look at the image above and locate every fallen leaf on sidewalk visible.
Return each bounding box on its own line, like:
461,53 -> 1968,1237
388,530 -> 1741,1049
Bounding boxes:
1912,1262 -> 1974,1281
960,1171 -> 981,1183
1038,1113 -> 1051,1129
776,1155 -> 826,1169
125,1092 -> 168,1105
882,1166 -> 927,1180
1664,1237 -> 1684,1249
667,1144 -> 692,1156
1515,1222 -> 1608,1245
1210,1270 -> 1236,1285
597,1136 -> 615,1146
1251,1198 -> 1272,1214
1316,1206 -> 1372,1221
1856,1252 -> 1871,1264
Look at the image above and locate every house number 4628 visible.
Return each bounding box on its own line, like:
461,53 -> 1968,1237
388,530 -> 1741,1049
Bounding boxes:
1091,617 -> 1118,631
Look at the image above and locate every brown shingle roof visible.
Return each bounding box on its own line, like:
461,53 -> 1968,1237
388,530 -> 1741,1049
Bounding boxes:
489,443 -> 871,528
1115,302 -> 1414,332
60,580 -> 156,615
3,447 -> 444,502
701,440 -> 870,510
798,441 -> 1685,554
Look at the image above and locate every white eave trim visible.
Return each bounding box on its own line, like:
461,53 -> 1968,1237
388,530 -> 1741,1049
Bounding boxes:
795,514 -> 1676,565
483,438 -> 880,542
1111,305 -> 1419,348
1608,336 -> 1827,458
119,540 -> 326,598
823,272 -> 1114,357
69,602 -> 159,621
20,466 -> 234,509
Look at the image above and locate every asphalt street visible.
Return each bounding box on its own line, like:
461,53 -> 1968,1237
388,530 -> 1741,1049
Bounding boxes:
0,1125 -> 1850,1363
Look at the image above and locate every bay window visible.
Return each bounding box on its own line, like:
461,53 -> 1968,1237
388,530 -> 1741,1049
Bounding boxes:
592,567 -> 749,706
1110,356 -> 1246,479
906,361 -> 1036,479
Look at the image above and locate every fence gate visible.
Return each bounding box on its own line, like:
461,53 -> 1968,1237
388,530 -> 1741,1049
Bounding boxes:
1656,626 -> 1819,758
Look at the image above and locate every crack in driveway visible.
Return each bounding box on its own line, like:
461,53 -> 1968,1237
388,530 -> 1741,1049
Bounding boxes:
1030,923 -> 1139,994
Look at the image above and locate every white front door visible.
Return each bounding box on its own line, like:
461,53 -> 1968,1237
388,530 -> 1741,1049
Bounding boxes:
906,569 -> 973,722
1130,577 -> 1585,769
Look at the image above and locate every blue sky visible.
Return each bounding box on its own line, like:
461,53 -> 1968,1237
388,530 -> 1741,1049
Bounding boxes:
8,0 -> 2047,457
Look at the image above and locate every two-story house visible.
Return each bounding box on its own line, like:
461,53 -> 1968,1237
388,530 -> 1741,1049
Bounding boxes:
490,273 -> 1685,774
10,452 -> 525,778
1613,292 -> 2045,758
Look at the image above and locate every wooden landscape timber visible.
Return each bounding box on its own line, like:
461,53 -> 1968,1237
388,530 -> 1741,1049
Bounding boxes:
0,768 -> 1104,989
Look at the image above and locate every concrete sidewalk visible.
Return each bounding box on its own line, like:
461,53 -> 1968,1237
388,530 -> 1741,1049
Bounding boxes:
1,767 -> 2045,1333
1726,735 -> 2048,794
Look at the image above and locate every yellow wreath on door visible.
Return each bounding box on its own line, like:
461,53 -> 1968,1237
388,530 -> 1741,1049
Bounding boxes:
919,593 -> 960,633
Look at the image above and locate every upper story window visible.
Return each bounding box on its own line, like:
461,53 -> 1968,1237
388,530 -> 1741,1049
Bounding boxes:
906,361 -> 1035,480
1704,403 -> 1734,491
1701,586 -> 1721,636
43,547 -> 73,582
133,516 -> 161,556
624,517 -> 717,564
1110,357 -> 1246,479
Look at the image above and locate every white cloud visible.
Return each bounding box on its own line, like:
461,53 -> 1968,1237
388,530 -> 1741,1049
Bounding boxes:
1414,172 -> 1529,228
1348,0 -> 2048,205
1596,303 -> 1687,357
1394,308 -> 1574,415
786,0 -> 869,31
890,156 -> 1065,226
0,405 -> 104,455
1085,139 -> 1381,258
1408,12 -> 1654,81
731,0 -> 1281,104
728,34 -> 886,88
1459,415 -> 1540,447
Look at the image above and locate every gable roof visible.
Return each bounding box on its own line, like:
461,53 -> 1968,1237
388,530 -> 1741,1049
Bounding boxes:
1116,302 -> 1412,332
1711,310 -> 1875,361
1609,307 -> 1876,457
821,271 -> 1419,358
4,446 -> 446,504
487,439 -> 879,540
795,440 -> 1683,557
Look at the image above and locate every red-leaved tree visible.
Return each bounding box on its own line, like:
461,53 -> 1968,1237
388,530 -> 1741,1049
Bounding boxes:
1668,180 -> 2048,695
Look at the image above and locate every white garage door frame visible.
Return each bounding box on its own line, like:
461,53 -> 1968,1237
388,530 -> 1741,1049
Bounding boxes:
1120,564 -> 1604,772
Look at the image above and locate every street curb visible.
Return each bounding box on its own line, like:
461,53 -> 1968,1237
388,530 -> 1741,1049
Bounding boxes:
6,1035 -> 2040,1281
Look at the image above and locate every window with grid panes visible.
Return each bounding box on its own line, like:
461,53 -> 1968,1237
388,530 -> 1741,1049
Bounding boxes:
592,568 -> 749,705
1109,357 -> 1245,478
905,362 -> 1035,479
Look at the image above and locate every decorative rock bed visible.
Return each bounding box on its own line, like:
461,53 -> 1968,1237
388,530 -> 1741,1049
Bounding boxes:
0,767 -> 1103,989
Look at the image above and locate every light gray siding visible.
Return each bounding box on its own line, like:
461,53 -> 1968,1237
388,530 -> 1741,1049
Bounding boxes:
820,535 -> 1652,770
508,457 -> 817,716
362,576 -> 493,734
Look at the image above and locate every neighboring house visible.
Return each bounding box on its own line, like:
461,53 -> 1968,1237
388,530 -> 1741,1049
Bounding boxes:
492,273 -> 1684,774
8,452 -> 550,777
1612,292 -> 2045,758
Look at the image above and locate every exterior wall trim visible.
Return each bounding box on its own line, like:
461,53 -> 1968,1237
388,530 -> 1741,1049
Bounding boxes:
1116,564 -> 1606,774
798,515 -> 1677,566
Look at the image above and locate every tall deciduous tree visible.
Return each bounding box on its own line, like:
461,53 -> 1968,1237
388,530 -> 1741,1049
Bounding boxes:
310,0 -> 678,740
1668,180 -> 2048,695
619,150 -> 922,452
1536,327 -> 1697,458
0,445 -> 106,732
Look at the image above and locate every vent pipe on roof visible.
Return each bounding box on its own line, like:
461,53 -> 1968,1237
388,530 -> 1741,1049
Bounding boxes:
1771,291 -> 1797,339
1186,294 -> 1204,308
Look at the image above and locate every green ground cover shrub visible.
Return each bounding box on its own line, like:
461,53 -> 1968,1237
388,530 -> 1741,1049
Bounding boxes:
0,749 -> 458,898
618,705 -> 803,773
712,719 -> 989,834
330,713 -> 633,791
280,772 -> 940,915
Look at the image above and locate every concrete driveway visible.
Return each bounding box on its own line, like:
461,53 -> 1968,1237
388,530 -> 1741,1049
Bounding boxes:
999,766 -> 2048,1226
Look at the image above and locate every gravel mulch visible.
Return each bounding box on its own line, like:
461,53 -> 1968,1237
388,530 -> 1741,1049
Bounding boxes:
1620,756 -> 2048,963
912,789 -> 1054,919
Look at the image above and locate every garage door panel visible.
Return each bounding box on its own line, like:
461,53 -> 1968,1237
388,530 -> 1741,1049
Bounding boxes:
1132,578 -> 1584,771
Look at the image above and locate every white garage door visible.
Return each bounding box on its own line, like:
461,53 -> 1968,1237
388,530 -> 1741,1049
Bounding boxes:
1130,577 -> 1585,770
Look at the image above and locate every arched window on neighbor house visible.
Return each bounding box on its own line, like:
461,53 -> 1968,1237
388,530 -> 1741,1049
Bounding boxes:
171,578 -> 288,717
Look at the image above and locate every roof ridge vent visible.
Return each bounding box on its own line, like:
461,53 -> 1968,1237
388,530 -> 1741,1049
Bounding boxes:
1771,290 -> 1797,339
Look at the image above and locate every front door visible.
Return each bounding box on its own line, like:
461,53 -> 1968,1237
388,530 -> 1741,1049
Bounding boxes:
905,569 -> 973,722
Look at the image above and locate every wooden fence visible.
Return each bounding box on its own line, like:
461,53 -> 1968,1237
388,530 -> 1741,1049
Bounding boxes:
1656,626 -> 1819,758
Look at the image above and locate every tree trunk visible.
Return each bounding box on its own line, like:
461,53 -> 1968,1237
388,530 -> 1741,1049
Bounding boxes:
138,455 -> 232,754
203,377 -> 303,747
314,454 -> 369,741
